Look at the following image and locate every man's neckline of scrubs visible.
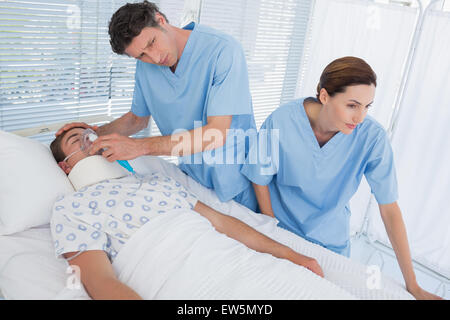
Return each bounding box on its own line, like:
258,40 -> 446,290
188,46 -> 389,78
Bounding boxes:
161,21 -> 197,80
297,98 -> 345,155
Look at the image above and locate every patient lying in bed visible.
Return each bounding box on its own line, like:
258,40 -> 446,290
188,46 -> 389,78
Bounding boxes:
49,127 -> 334,300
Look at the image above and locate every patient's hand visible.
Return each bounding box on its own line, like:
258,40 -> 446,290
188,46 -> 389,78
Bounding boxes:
287,252 -> 324,278
55,122 -> 98,137
194,201 -> 326,279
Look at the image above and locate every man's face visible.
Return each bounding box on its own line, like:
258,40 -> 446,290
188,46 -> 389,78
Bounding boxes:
124,14 -> 178,67
60,127 -> 89,173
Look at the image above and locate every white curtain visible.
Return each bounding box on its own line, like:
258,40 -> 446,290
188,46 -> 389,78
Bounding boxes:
367,7 -> 450,278
199,0 -> 313,129
295,0 -> 419,236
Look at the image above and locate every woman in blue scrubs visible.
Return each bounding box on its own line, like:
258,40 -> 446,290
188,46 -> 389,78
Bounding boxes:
242,56 -> 442,300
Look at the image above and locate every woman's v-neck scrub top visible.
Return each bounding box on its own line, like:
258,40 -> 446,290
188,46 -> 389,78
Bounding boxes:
241,98 -> 398,256
131,22 -> 257,210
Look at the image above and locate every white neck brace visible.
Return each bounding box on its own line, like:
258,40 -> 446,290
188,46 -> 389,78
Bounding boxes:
68,155 -> 129,191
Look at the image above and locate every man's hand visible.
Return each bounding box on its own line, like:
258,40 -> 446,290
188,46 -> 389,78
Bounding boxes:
55,122 -> 98,137
89,133 -> 146,161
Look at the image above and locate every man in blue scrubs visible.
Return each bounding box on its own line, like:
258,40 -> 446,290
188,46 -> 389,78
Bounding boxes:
57,1 -> 257,210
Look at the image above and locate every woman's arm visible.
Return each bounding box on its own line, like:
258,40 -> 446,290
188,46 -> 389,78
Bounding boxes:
379,202 -> 443,300
193,201 -> 323,277
64,250 -> 142,300
252,183 -> 275,217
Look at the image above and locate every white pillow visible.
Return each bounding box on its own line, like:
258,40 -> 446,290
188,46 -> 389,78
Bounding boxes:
0,130 -> 74,235
0,225 -> 90,300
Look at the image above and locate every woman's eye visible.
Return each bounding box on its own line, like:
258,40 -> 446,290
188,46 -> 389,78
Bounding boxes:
348,104 -> 356,108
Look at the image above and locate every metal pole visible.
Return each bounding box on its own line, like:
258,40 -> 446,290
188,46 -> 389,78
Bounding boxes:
359,0 -> 424,238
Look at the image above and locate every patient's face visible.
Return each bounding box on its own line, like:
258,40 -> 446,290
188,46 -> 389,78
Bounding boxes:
61,127 -> 89,170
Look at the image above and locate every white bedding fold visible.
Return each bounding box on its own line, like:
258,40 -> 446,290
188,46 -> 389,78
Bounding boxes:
1,156 -> 415,300
112,209 -> 357,300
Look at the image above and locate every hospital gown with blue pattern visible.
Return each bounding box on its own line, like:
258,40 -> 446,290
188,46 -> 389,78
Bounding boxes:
50,172 -> 198,262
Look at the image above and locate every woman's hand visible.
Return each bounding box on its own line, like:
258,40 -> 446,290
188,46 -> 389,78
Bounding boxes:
408,285 -> 444,300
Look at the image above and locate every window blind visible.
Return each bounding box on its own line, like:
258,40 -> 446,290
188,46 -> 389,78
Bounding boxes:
199,0 -> 313,129
0,0 -> 184,143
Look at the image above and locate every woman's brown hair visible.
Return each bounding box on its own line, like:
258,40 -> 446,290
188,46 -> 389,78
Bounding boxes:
316,56 -> 377,102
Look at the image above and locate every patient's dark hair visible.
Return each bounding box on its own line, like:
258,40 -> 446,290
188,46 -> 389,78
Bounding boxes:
109,0 -> 169,55
50,126 -> 85,163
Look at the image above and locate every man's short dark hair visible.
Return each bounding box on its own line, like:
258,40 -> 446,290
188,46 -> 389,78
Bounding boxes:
50,126 -> 86,163
109,1 -> 169,55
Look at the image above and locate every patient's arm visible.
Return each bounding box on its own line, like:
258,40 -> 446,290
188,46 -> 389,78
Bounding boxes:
64,250 -> 142,300
193,201 -> 324,277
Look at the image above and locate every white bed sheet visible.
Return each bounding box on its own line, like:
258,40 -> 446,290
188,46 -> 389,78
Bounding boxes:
0,156 -> 414,300
0,224 -> 89,299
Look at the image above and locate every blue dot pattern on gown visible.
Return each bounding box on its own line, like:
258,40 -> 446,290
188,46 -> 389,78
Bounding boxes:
50,172 -> 198,262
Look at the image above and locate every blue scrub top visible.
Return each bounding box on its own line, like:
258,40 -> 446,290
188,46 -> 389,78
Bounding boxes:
241,98 -> 399,256
131,22 -> 256,203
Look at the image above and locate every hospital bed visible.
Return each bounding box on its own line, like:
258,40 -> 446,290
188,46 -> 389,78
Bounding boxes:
0,119 -> 415,300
